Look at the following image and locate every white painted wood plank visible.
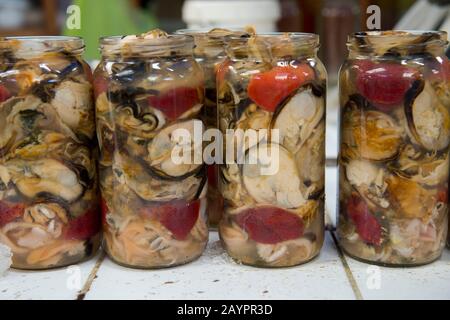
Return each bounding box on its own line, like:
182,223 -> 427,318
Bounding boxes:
0,252 -> 100,300
344,250 -> 450,300
86,232 -> 355,300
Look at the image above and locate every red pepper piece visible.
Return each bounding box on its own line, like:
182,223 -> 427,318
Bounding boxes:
207,164 -> 219,188
0,85 -> 11,103
93,75 -> 108,99
355,60 -> 418,111
437,187 -> 448,203
64,205 -> 101,240
247,64 -> 315,112
346,194 -> 382,246
0,201 -> 25,227
235,206 -> 304,244
215,59 -> 231,85
148,87 -> 200,120
141,200 -> 200,241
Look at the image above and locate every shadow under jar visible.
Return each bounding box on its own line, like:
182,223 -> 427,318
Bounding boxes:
176,28 -> 248,229
0,36 -> 101,270
217,33 -> 326,267
338,31 -> 450,267
94,30 -> 208,269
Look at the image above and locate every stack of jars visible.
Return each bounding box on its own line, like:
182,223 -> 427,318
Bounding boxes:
0,29 -> 447,270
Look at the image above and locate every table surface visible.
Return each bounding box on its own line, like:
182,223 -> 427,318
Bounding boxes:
1,166 -> 450,300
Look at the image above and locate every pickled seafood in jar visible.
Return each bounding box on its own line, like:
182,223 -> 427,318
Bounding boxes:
175,28 -> 248,229
0,37 -> 100,270
338,31 -> 450,266
95,30 -> 208,268
217,33 -> 326,267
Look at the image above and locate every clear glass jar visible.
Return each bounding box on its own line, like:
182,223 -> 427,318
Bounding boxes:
176,29 -> 246,229
0,36 -> 101,270
338,31 -> 450,266
94,30 -> 208,268
217,33 -> 326,267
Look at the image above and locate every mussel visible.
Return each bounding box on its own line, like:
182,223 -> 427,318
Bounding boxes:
342,99 -> 403,161
242,143 -> 306,209
272,83 -> 324,154
405,80 -> 450,151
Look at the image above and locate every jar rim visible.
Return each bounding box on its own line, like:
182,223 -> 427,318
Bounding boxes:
0,36 -> 85,53
99,34 -> 194,47
347,30 -> 448,49
226,32 -> 320,48
99,34 -> 195,57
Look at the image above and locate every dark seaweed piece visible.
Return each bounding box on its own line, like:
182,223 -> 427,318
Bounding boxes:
193,165 -> 208,200
112,60 -> 147,83
205,87 -> 217,104
30,77 -> 59,102
306,187 -> 325,201
234,98 -> 253,121
57,60 -> 83,78
66,161 -> 91,188
18,109 -> 44,130
139,154 -> 206,182
271,81 -> 326,124
346,93 -> 375,111
0,50 -> 17,73
84,239 -> 94,257
34,193 -> 71,209
108,86 -> 157,105
404,79 -> 425,144
310,81 -> 326,97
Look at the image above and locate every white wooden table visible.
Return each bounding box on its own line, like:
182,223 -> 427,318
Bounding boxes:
1,166 -> 450,300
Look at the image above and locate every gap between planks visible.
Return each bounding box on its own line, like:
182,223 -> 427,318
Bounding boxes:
329,230 -> 364,300
76,250 -> 106,300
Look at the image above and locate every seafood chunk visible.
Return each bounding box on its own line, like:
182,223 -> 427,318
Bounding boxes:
9,159 -> 84,202
345,159 -> 389,209
395,144 -> 449,186
387,174 -> 437,219
272,84 -> 325,153
242,143 -> 305,209
405,81 -> 450,151
342,101 -> 403,161
51,81 -> 94,138
147,119 -> 203,179
114,153 -> 205,202
295,121 -> 325,199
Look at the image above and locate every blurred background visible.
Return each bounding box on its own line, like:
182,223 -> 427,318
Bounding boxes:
0,0 -> 449,73
0,0 -> 448,162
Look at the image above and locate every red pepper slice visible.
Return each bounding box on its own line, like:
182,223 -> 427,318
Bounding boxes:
207,164 -> 219,188
437,187 -> 448,203
81,61 -> 94,84
141,200 -> 200,241
0,201 -> 25,227
93,75 -> 108,99
215,59 -> 231,85
247,64 -> 315,113
0,85 -> 11,103
64,205 -> 101,240
346,194 -> 382,246
235,206 -> 304,244
148,87 -> 200,120
355,60 -> 418,112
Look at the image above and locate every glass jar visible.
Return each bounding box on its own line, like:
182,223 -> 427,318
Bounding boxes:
338,31 -> 450,266
217,33 -> 326,267
94,30 -> 208,268
0,36 -> 101,270
176,28 -> 246,229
